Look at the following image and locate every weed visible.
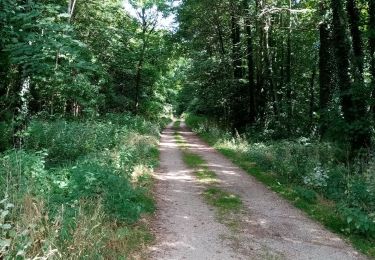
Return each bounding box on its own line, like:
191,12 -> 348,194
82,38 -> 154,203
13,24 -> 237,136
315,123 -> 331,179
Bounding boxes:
173,120 -> 181,130
182,152 -> 205,168
196,169 -> 217,182
174,132 -> 186,147
204,187 -> 242,212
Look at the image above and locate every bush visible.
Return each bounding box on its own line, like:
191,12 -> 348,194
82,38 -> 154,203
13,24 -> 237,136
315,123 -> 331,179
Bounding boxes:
23,114 -> 161,165
0,114 -> 160,259
63,160 -> 154,223
0,150 -> 49,198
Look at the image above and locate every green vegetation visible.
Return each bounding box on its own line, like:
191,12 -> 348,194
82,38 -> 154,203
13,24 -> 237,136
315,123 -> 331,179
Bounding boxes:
196,169 -> 217,182
203,188 -> 242,213
174,132 -> 186,148
182,152 -> 206,169
175,132 -> 217,183
1,0 -> 175,257
0,115 -> 164,259
173,120 -> 181,130
2,0 -> 375,257
186,114 -> 375,257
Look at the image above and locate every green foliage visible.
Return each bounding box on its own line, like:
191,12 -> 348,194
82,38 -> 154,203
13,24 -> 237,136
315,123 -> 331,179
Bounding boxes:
0,114 -> 160,259
64,160 -> 154,223
294,186 -> 318,204
0,122 -> 12,152
23,114 -> 160,164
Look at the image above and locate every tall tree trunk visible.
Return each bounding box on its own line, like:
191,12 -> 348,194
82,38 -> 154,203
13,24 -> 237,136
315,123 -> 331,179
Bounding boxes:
331,0 -> 371,153
230,0 -> 245,130
319,2 -> 332,138
231,1 -> 242,80
134,7 -> 149,114
255,0 -> 266,119
369,0 -> 375,115
244,0 -> 256,124
135,49 -> 145,114
346,0 -> 364,79
285,0 -> 292,125
309,61 -> 317,129
264,16 -> 278,117
68,0 -> 77,22
214,11 -> 226,56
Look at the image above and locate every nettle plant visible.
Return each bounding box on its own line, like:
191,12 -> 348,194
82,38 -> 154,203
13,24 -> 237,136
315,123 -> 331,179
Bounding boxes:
303,163 -> 329,189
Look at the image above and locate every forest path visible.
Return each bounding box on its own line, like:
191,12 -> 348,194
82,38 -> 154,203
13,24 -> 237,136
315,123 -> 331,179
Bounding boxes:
148,122 -> 366,260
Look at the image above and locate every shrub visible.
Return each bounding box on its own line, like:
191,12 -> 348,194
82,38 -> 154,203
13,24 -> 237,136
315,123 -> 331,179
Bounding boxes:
0,150 -> 49,198
1,113 -> 160,258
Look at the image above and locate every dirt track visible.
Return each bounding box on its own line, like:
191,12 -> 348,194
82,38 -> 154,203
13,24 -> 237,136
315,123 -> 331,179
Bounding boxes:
149,122 -> 366,260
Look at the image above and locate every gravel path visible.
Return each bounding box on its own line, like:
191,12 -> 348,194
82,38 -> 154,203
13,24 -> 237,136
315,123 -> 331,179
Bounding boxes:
149,122 -> 367,260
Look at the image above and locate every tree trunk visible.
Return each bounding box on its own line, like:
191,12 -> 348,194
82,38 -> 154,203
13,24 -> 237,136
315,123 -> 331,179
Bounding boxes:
134,8 -> 148,114
285,0 -> 292,125
331,0 -> 371,153
264,16 -> 278,117
244,0 -> 256,124
255,0 -> 266,120
214,12 -> 226,56
231,1 -> 242,80
369,0 -> 375,116
309,61 -> 317,129
318,2 -> 332,138
346,0 -> 364,79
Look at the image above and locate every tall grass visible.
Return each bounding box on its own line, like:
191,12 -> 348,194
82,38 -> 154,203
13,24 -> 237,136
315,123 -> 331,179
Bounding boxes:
0,114 -> 163,259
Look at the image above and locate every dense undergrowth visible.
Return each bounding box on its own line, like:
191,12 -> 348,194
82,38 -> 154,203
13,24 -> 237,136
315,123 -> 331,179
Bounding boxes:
0,114 -> 168,259
185,114 -> 375,257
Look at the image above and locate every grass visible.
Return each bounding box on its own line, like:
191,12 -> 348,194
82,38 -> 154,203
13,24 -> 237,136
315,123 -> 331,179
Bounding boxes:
178,140 -> 217,183
174,131 -> 186,147
203,187 -> 243,232
0,114 -> 161,259
185,117 -> 375,259
196,169 -> 217,182
204,187 -> 242,212
173,120 -> 181,130
182,151 -> 206,168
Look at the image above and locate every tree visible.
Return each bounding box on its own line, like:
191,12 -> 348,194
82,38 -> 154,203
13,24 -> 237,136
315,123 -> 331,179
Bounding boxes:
318,1 -> 332,137
331,0 -> 370,152
369,0 -> 375,116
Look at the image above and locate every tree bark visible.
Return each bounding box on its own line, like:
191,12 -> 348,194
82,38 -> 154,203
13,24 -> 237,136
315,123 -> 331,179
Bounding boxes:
285,0 -> 292,124
244,0 -> 256,124
331,0 -> 371,153
346,0 -> 364,79
309,61 -> 317,129
318,2 -> 332,138
369,0 -> 375,116
231,1 -> 242,80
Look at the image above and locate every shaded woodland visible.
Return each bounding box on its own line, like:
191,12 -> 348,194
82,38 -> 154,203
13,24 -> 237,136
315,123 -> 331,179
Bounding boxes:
1,0 -> 375,258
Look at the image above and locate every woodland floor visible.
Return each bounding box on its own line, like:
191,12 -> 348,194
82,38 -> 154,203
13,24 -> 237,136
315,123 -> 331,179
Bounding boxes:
148,121 -> 367,260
